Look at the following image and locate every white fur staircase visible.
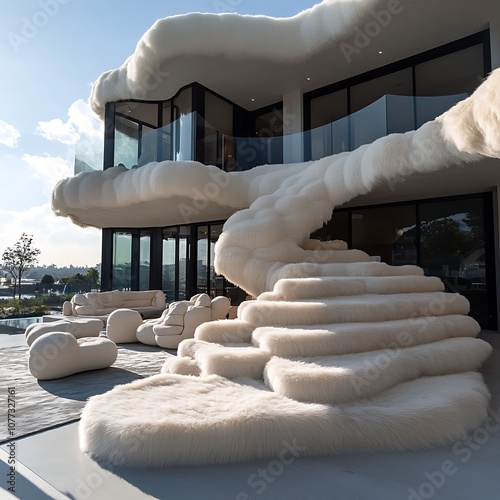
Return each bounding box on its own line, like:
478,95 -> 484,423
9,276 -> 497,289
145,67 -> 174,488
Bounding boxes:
79,70 -> 500,468
80,247 -> 491,467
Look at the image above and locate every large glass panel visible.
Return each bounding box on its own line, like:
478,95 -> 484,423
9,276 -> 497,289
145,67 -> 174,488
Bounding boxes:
162,228 -> 178,303
419,197 -> 489,328
114,115 -> 139,168
173,88 -> 193,161
197,225 -> 209,295
414,94 -> 467,128
352,205 -> 417,265
138,125 -> 158,167
161,102 -> 173,162
178,226 -> 190,300
415,44 -> 484,97
204,93 -> 234,168
350,68 -> 413,113
386,95 -> 416,133
114,101 -> 160,169
349,96 -> 387,150
310,89 -> 348,129
309,89 -> 349,160
209,224 -> 223,297
139,231 -> 151,290
112,232 -> 133,290
311,211 -> 350,245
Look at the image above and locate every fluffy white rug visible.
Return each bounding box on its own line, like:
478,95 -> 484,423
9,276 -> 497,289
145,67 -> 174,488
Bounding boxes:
80,372 -> 489,468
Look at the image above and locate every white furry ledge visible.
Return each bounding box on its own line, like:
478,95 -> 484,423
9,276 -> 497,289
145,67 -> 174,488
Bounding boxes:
79,372 -> 489,468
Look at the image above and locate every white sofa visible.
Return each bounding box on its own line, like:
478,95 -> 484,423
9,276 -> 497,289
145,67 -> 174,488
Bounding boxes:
25,317 -> 104,346
29,332 -> 118,380
62,290 -> 167,322
136,294 -> 231,349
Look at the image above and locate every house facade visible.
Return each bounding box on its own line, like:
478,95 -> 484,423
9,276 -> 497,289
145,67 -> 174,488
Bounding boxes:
54,0 -> 500,330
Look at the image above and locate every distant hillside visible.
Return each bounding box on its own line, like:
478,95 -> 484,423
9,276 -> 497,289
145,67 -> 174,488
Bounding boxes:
23,264 -> 101,281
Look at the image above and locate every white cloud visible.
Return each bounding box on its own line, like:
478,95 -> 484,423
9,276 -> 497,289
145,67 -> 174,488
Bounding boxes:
0,204 -> 101,267
0,119 -> 21,148
37,99 -> 103,146
37,99 -> 104,171
22,154 -> 73,189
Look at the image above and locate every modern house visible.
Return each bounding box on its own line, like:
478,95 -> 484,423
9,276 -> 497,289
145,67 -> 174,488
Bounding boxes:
53,0 -> 500,330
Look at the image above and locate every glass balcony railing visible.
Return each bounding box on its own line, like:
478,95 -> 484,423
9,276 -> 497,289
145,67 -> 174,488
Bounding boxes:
74,93 -> 467,175
304,93 -> 467,161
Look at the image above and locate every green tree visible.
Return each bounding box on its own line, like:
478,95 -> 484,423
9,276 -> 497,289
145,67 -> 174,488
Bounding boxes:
67,273 -> 87,285
85,267 -> 99,286
2,233 -> 41,300
41,274 -> 55,284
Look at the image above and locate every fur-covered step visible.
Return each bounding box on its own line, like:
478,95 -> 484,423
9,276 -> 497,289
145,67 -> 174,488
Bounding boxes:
239,292 -> 470,327
254,247 -> 372,264
269,261 -> 424,286
264,337 -> 491,404
253,314 -> 480,357
195,318 -> 254,343
80,371 -> 489,468
165,339 -> 269,379
258,275 -> 445,301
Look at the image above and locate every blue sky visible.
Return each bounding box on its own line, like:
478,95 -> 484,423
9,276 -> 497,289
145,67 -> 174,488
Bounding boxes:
0,0 -> 313,267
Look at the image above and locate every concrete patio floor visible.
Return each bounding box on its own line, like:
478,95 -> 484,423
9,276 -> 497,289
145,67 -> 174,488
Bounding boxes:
1,330 -> 499,500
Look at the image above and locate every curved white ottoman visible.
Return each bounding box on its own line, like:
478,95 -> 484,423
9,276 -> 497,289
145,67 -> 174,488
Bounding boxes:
25,318 -> 104,346
106,309 -> 143,344
29,332 -> 118,380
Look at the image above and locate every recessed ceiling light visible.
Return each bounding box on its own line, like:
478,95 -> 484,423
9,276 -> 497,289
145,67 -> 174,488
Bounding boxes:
251,98 -> 255,102
306,77 -> 311,81
378,50 -> 383,54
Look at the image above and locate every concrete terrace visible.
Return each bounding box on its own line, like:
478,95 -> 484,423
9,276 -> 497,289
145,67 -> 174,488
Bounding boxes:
1,327 -> 500,500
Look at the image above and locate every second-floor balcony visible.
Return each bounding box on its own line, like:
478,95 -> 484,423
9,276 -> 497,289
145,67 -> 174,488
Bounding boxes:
74,93 -> 467,175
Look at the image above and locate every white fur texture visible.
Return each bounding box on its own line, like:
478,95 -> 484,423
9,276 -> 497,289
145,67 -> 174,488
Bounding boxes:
253,314 -> 480,358
258,276 -> 445,301
80,372 -> 489,467
239,292 -> 470,326
264,338 -> 491,404
89,0 -> 378,117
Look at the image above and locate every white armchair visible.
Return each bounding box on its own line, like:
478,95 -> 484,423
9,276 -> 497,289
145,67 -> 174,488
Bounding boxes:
136,294 -> 230,349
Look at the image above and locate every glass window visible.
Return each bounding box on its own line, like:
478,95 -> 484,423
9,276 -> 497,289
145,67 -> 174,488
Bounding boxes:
139,231 -> 151,290
173,87 -> 193,161
349,96 -> 387,150
419,197 -> 489,327
197,225 -> 209,295
415,44 -> 484,97
162,228 -> 178,303
310,89 -> 348,129
112,232 -> 133,290
114,101 -> 160,169
204,92 -> 233,168
350,68 -> 413,113
178,226 -> 190,300
114,116 -> 139,168
160,102 -> 173,162
311,211 -> 349,246
352,205 -> 417,266
209,224 -> 223,297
